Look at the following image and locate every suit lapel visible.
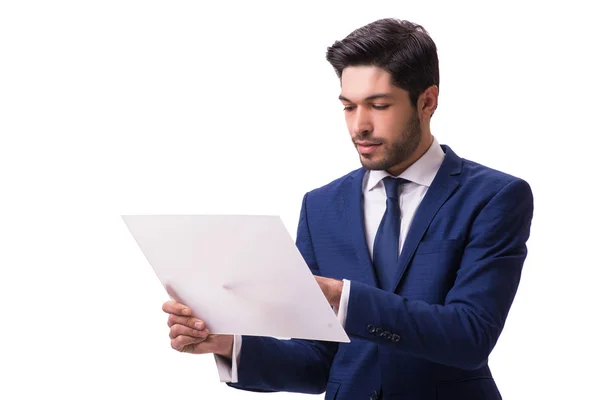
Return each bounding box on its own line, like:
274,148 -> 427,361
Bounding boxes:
391,145 -> 463,292
343,168 -> 379,287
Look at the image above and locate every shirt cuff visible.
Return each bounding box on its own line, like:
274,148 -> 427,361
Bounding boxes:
337,279 -> 351,328
214,335 -> 242,383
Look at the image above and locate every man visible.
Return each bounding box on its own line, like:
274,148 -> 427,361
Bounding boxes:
163,18 -> 533,400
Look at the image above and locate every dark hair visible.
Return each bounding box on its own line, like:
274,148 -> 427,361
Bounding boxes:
325,18 -> 439,107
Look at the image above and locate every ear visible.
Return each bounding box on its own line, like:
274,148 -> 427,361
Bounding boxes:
417,85 -> 439,120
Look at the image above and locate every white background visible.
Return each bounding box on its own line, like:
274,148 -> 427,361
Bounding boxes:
1,1 -> 598,399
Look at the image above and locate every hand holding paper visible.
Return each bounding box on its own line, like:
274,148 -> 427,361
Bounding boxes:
162,300 -> 234,357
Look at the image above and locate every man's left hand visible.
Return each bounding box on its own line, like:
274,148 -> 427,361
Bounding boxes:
315,276 -> 343,309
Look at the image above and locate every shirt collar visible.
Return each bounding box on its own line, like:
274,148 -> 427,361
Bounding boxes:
365,136 -> 445,192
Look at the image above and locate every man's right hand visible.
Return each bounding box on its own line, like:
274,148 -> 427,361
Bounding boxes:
162,301 -> 234,359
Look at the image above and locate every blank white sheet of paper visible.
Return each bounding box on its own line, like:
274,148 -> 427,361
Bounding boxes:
121,214 -> 350,343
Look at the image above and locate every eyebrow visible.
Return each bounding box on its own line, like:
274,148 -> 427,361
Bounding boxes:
338,93 -> 395,102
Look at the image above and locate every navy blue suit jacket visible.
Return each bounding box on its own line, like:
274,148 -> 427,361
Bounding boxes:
229,145 -> 534,399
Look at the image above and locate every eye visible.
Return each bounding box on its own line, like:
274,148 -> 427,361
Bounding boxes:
343,105 -> 356,112
372,104 -> 390,110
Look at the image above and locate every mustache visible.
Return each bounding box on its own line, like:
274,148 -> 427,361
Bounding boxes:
352,134 -> 385,145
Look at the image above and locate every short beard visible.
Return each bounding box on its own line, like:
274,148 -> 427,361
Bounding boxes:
357,113 -> 422,171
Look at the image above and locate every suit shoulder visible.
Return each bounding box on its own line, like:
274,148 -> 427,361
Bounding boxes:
458,157 -> 533,212
461,157 -> 531,192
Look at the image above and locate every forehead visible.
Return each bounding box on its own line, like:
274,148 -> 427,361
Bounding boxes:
340,66 -> 406,101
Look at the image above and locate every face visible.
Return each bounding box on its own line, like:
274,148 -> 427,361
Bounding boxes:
339,66 -> 422,172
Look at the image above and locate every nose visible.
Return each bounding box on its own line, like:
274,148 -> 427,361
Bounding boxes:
350,106 -> 373,137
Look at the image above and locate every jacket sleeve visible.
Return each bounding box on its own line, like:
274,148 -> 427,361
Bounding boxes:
227,192 -> 338,393
344,178 -> 534,370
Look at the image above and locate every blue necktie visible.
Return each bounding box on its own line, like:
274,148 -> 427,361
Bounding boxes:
373,177 -> 409,291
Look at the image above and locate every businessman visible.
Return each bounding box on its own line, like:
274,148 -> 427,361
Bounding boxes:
162,18 -> 534,399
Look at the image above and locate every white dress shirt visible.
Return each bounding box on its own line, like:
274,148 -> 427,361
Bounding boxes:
215,137 -> 445,382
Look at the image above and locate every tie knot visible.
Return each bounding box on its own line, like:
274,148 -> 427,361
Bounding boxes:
382,177 -> 410,199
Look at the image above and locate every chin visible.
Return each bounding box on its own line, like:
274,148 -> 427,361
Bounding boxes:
359,157 -> 385,171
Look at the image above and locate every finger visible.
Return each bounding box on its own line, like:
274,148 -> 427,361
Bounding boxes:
167,314 -> 205,330
162,300 -> 193,316
171,334 -> 209,352
169,324 -> 210,339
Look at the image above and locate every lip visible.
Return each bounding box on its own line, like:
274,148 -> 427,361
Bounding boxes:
354,141 -> 381,146
356,143 -> 381,155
